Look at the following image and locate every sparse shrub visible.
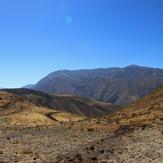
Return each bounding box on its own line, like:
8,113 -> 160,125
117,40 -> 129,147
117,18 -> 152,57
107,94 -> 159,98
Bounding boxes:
87,128 -> 94,132
100,150 -> 104,154
132,113 -> 137,117
22,150 -> 33,155
91,157 -> 97,160
160,118 -> 163,121
96,121 -> 100,124
89,145 -> 95,151
7,137 -> 10,140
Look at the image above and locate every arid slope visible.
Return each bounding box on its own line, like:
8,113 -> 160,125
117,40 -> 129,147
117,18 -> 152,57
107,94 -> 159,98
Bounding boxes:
0,87 -> 162,162
56,86 -> 163,162
0,88 -> 117,127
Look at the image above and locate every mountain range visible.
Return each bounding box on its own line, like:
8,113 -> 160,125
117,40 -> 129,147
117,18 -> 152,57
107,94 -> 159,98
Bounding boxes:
32,65 -> 163,105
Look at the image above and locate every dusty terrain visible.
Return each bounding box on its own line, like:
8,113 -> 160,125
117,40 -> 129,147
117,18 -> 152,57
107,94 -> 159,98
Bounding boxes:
0,87 -> 163,162
0,89 -> 117,117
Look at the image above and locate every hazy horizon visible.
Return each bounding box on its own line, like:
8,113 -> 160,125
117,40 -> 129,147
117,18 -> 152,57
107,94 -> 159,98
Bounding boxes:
0,0 -> 162,88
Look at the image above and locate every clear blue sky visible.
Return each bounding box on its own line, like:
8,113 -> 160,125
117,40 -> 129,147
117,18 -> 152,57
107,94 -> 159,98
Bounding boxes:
0,0 -> 163,88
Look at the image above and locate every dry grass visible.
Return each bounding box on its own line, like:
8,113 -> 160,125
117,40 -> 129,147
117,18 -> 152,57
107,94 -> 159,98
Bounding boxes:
68,86 -> 163,134
0,105 -> 87,127
0,106 -> 56,127
51,112 -> 85,122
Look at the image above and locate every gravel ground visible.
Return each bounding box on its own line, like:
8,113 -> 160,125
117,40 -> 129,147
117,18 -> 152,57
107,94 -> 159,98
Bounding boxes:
0,122 -> 162,163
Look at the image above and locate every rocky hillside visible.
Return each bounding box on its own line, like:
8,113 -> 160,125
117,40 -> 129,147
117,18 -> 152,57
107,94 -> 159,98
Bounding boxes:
32,65 -> 163,105
55,86 -> 163,162
0,89 -> 117,118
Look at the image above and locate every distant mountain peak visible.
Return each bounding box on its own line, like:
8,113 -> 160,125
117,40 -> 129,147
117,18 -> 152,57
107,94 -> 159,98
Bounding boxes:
126,65 -> 141,68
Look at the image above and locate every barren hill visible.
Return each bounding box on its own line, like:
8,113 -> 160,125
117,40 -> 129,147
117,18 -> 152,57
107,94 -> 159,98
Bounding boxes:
0,88 -> 117,120
32,65 -> 163,105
